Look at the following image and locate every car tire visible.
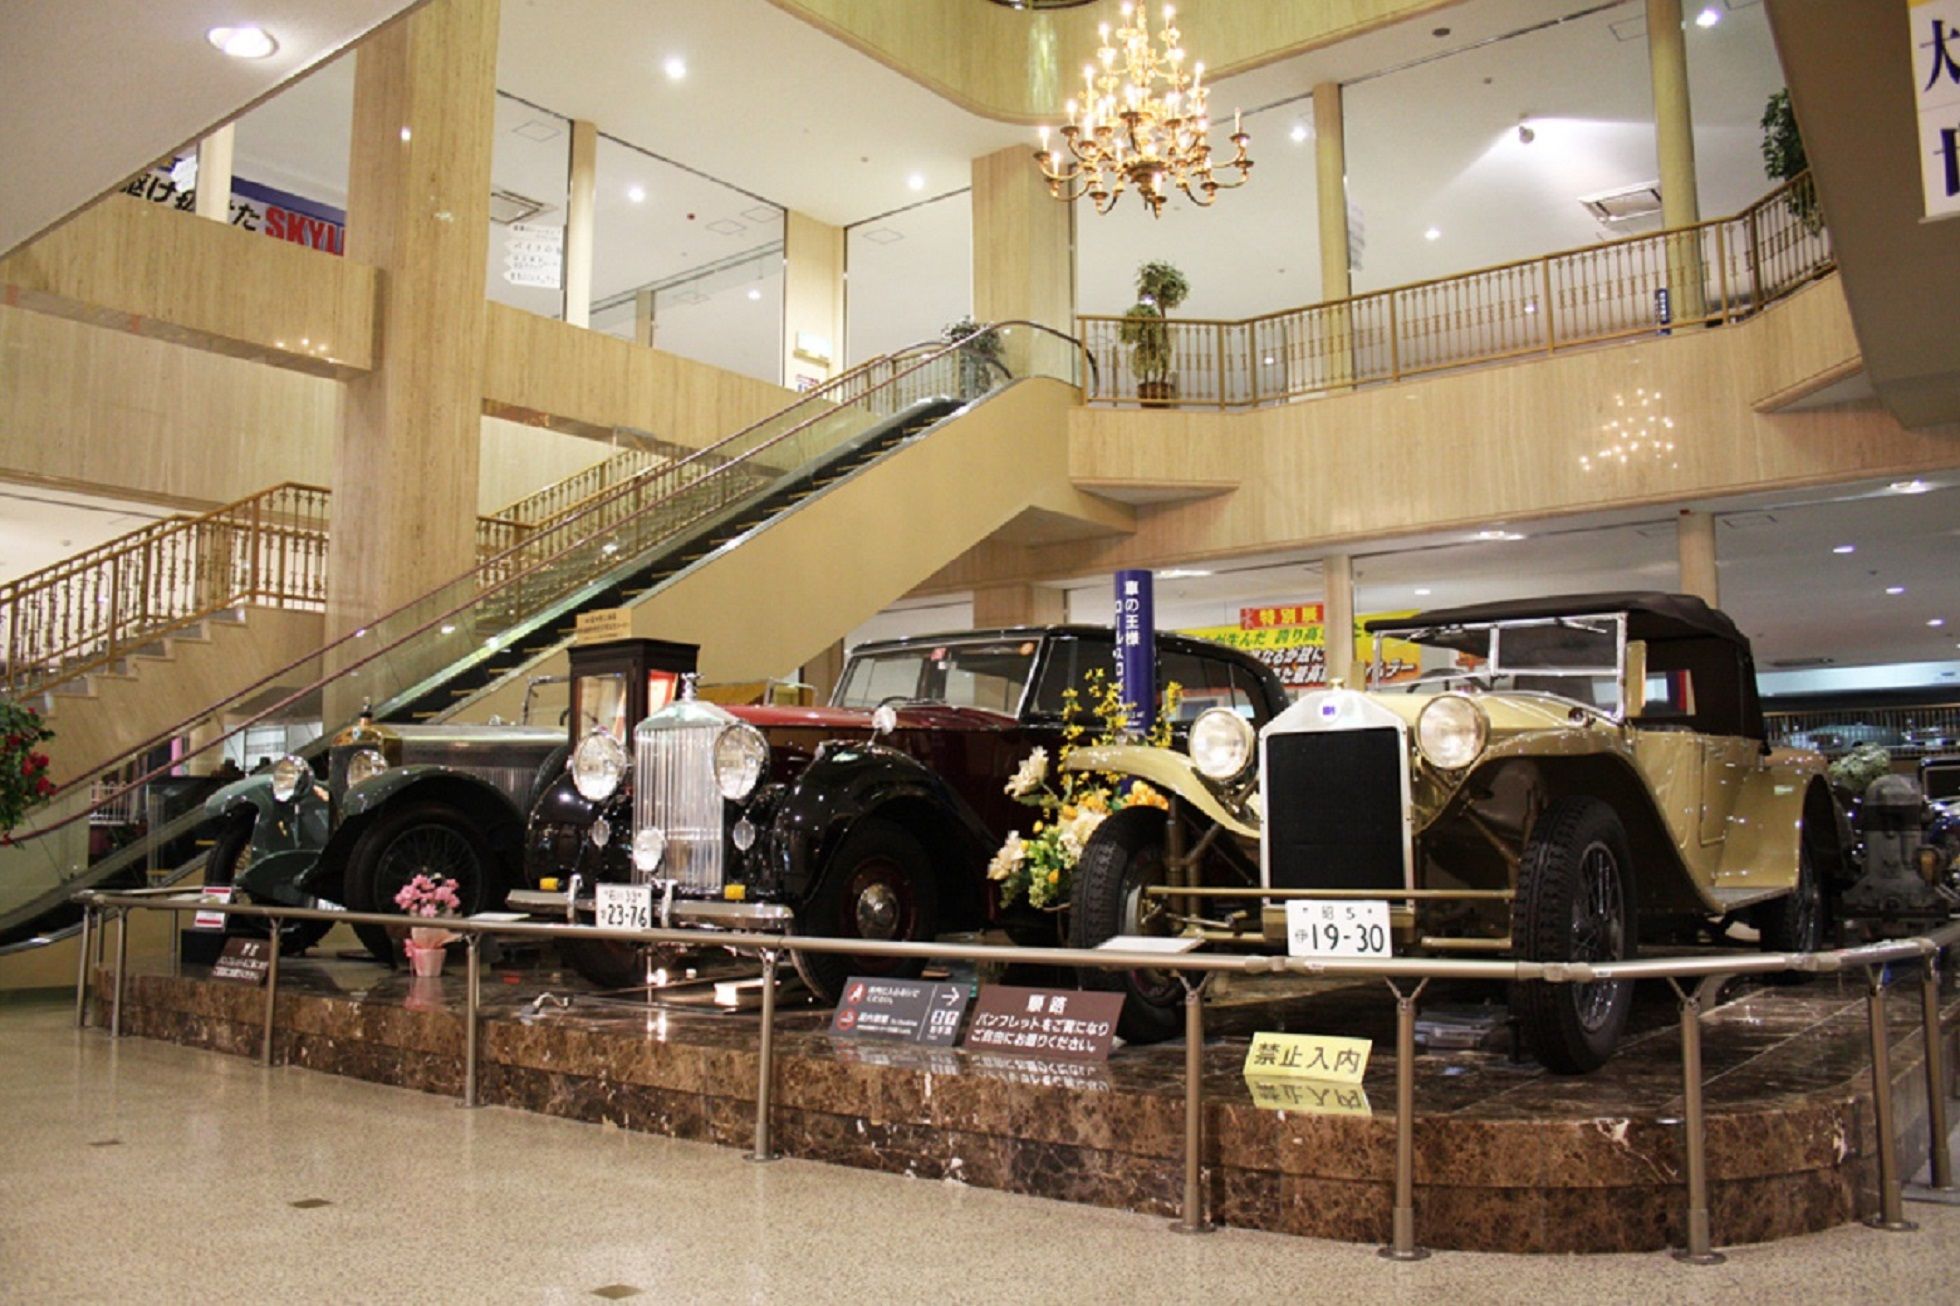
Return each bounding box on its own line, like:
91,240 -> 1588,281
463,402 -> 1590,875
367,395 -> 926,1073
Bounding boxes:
1510,796 -> 1637,1074
790,820 -> 937,1003
1068,806 -> 1184,1045
343,801 -> 501,964
1755,839 -> 1825,960
205,812 -> 332,955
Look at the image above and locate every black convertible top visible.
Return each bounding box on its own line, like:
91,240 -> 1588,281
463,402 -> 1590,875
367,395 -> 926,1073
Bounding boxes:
1365,592 -> 1749,649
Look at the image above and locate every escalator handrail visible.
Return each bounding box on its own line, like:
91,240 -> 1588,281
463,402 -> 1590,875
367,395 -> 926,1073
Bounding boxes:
16,321 -> 1089,847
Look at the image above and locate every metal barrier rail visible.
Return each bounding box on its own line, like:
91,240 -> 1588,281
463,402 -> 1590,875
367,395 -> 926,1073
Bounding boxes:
72,889 -> 1958,1263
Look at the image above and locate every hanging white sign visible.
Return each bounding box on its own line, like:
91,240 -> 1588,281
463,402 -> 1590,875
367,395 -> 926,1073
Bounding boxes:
503,222 -> 563,288
1913,0 -> 1960,220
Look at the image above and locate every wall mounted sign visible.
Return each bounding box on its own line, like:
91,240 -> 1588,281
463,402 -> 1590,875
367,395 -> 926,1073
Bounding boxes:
125,166 -> 347,254
1913,0 -> 1960,219
503,222 -> 564,289
1177,609 -> 1421,690
962,984 -> 1123,1062
828,976 -> 970,1045
574,608 -> 635,645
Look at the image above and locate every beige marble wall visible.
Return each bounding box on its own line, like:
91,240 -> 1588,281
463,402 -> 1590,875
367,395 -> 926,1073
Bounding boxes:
783,211 -> 844,388
972,145 -> 1074,335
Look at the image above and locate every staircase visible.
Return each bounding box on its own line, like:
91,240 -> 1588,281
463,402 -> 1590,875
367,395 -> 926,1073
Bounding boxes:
0,323 -> 1107,946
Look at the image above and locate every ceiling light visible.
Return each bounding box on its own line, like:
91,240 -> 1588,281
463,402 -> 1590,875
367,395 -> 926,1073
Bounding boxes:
1474,529 -> 1524,541
1414,588 -> 1432,596
663,56 -> 687,80
1931,618 -> 1948,628
907,173 -> 926,192
207,26 -> 278,59
1424,226 -> 1442,241
1262,355 -> 1275,366
1832,544 -> 1855,554
627,185 -> 646,203
1516,122 -> 1535,145
747,288 -> 762,301
1157,568 -> 1213,579
1889,479 -> 1931,494
399,126 -> 412,143
1289,122 -> 1309,144
1694,7 -> 1721,28
1886,586 -> 1906,595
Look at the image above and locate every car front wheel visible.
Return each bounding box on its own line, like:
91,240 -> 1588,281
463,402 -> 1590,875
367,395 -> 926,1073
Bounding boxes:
790,820 -> 937,1003
205,812 -> 332,955
1068,806 -> 1186,1045
1510,796 -> 1637,1074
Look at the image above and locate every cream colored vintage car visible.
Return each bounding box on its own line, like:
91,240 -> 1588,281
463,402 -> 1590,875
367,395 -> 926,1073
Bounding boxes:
1066,593 -> 1843,1072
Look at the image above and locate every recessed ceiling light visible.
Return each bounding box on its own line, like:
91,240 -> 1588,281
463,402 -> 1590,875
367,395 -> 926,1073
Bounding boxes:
1157,568 -> 1213,580
663,56 -> 687,80
1262,355 -> 1276,366
627,185 -> 646,203
1832,544 -> 1855,554
1694,7 -> 1721,28
207,26 -> 278,59
1424,226 -> 1442,241
907,173 -> 926,191
747,288 -> 762,301
1474,529 -> 1524,541
1890,479 -> 1931,494
1289,122 -> 1309,144
1886,585 -> 1906,595
1932,618 -> 1948,628
1414,588 -> 1432,596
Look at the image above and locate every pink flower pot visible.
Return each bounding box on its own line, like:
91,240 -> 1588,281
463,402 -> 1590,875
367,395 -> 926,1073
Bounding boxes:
406,942 -> 446,978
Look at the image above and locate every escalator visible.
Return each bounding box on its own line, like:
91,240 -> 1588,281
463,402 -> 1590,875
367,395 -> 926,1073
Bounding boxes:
0,322 -> 1090,951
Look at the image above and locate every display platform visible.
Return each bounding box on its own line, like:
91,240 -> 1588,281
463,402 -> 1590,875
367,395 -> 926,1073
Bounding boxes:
93,952 -> 1957,1254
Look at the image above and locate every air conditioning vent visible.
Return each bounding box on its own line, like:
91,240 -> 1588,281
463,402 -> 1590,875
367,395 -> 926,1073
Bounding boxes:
1771,657 -> 1836,669
1579,182 -> 1664,235
489,188 -> 551,226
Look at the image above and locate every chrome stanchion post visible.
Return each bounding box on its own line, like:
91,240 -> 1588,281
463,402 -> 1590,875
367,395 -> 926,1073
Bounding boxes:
260,917 -> 281,1067
462,933 -> 481,1109
110,908 -> 129,1039
748,948 -> 781,1163
1668,975 -> 1726,1265
1170,972 -> 1214,1234
1917,954 -> 1954,1193
1864,968 -> 1918,1230
74,902 -> 94,1030
1380,976 -> 1431,1262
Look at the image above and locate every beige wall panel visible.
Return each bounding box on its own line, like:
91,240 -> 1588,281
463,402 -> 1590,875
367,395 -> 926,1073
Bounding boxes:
784,211 -> 844,385
0,195 -> 375,378
476,416 -> 617,512
1745,277 -> 1866,409
482,303 -> 799,449
972,145 -> 1073,334
771,0 -> 1458,121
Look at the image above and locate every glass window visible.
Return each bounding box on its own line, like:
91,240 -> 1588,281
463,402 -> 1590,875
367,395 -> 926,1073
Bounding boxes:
1031,635 -> 1115,716
835,640 -> 1039,711
845,191 -> 972,365
575,672 -> 630,742
486,94 -> 571,321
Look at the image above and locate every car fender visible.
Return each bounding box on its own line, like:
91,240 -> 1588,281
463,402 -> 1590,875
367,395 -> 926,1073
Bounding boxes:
1714,767 -> 1832,893
1062,743 -> 1259,839
204,776 -> 333,899
318,766 -> 529,889
768,742 -> 996,911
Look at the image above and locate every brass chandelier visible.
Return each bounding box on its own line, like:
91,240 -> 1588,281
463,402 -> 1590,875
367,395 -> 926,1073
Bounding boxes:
1034,2 -> 1252,217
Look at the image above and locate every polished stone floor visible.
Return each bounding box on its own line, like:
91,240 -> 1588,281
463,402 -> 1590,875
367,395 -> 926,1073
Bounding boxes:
3,995 -> 1957,1304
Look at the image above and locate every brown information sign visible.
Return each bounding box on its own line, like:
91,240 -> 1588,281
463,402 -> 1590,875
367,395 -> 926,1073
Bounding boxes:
961,985 -> 1124,1062
828,976 -> 970,1045
574,608 -> 634,645
211,937 -> 272,986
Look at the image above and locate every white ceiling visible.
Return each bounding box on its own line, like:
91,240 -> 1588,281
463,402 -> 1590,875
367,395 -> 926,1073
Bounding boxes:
0,486 -> 178,586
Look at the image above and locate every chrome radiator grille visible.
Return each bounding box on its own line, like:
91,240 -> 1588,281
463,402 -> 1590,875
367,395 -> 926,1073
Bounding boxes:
632,720 -> 725,891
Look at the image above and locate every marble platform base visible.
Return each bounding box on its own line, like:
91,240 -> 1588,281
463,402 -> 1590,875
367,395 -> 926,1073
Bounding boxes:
92,960 -> 1958,1254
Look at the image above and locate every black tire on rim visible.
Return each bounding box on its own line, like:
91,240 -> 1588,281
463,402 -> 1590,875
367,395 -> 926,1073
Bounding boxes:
205,812 -> 332,955
1754,839 -> 1825,962
790,820 -> 937,1003
343,801 -> 500,964
1510,796 -> 1637,1074
1068,806 -> 1183,1044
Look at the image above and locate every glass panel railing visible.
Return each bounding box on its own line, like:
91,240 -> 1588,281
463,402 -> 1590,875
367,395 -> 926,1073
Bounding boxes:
0,321 -> 1087,931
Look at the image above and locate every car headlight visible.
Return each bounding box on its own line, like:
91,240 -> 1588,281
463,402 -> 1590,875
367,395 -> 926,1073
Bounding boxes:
713,722 -> 768,801
345,748 -> 388,788
1416,694 -> 1488,771
270,754 -> 309,803
632,827 -> 666,873
571,729 -> 628,802
1188,707 -> 1255,781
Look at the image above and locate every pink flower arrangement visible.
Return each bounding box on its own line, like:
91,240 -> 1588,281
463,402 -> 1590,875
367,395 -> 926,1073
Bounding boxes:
393,873 -> 462,918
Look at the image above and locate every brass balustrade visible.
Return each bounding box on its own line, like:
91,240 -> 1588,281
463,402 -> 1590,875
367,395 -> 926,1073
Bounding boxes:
1078,172 -> 1832,409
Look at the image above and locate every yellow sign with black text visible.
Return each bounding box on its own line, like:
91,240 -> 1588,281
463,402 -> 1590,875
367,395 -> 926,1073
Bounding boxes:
1242,1074 -> 1373,1116
1241,1031 -> 1372,1084
1178,609 -> 1422,690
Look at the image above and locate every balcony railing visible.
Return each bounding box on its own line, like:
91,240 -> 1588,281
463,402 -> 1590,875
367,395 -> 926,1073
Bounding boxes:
1078,172 -> 1833,409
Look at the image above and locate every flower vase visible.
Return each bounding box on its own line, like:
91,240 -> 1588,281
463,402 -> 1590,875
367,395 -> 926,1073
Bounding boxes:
406,941 -> 446,977
404,975 -> 445,1012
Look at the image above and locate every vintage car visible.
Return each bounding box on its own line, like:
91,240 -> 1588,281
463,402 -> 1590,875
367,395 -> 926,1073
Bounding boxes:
1065,593 -> 1846,1072
201,637 -> 698,961
515,625 -> 1292,995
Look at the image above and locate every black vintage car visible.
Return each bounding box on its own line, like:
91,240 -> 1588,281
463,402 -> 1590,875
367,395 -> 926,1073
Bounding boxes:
516,626 -> 1292,995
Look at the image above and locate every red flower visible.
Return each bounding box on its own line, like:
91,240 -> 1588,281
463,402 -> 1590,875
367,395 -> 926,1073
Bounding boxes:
34,777 -> 54,795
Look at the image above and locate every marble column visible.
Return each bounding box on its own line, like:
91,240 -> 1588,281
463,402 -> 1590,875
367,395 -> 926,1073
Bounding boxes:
1676,508 -> 1718,607
1322,553 -> 1356,687
194,125 -> 235,223
634,288 -> 656,347
1313,82 -> 1354,389
562,119 -> 597,328
1647,0 -> 1706,321
784,211 -> 844,386
972,582 -> 1066,629
972,144 -> 1075,337
327,0 -> 499,657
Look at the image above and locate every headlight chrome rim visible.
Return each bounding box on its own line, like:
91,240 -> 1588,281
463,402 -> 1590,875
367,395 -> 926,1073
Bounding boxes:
632,827 -> 667,874
713,722 -> 768,802
269,754 -> 308,803
1416,693 -> 1489,771
1188,707 -> 1255,781
571,728 -> 629,802
345,748 -> 389,788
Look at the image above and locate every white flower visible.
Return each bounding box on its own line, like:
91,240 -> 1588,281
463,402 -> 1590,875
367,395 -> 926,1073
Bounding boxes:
1057,806 -> 1108,861
987,832 -> 1026,881
1004,747 -> 1049,798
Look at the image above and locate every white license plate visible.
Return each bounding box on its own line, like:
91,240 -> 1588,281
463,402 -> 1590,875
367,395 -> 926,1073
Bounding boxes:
595,882 -> 654,931
1283,899 -> 1392,959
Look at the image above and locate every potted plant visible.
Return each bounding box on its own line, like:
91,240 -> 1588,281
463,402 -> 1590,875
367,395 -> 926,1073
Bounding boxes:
0,699 -> 56,839
941,316 -> 1006,398
1760,88 -> 1820,233
1117,260 -> 1190,406
393,872 -> 462,976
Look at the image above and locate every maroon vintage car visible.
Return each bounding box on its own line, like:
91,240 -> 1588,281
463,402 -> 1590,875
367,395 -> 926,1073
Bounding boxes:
521,626 -> 1292,995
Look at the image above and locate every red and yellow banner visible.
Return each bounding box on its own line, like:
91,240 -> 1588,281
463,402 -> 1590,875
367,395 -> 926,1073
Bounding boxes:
1182,608 -> 1422,690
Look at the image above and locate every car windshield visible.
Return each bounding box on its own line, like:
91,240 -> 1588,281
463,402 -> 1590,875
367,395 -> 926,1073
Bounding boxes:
1381,615 -> 1625,714
833,638 -> 1041,713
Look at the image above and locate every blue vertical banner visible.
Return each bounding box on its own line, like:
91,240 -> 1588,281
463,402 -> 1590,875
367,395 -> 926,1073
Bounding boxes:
1113,569 -> 1156,736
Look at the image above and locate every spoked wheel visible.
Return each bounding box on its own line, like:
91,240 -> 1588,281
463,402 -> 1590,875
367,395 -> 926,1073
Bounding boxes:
343,802 -> 499,964
204,813 -> 332,955
1069,807 -> 1184,1044
790,821 -> 937,1003
1754,839 -> 1825,969
1510,797 -> 1637,1074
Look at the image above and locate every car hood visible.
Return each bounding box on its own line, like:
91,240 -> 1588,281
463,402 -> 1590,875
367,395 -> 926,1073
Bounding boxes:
726,703 -> 1019,734
1270,688 -> 1605,736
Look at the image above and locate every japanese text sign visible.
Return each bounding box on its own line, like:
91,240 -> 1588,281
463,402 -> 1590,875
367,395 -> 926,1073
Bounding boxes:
961,985 -> 1124,1062
1113,569 -> 1156,735
211,937 -> 272,986
829,977 -> 971,1046
1241,1032 -> 1372,1084
1914,0 -> 1960,219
